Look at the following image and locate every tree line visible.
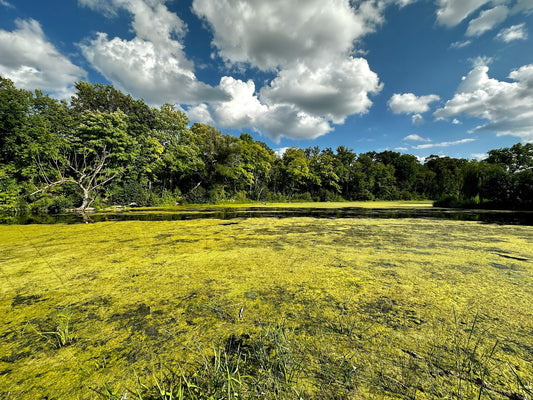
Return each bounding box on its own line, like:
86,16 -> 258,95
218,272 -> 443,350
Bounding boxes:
1,77 -> 532,212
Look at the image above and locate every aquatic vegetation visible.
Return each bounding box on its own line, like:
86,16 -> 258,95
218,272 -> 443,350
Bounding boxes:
0,217 -> 532,399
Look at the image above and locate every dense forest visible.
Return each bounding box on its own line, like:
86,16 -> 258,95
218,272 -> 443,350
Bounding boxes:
1,76 -> 532,213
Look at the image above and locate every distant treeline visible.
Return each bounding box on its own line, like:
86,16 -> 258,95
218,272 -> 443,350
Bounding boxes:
1,76 -> 532,212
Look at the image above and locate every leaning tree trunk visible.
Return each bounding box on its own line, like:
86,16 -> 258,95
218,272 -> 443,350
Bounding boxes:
77,187 -> 92,213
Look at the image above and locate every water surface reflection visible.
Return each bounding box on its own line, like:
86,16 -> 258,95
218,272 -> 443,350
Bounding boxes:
2,207 -> 532,225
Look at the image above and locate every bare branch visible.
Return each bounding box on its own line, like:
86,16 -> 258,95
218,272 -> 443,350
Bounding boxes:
29,178 -> 75,196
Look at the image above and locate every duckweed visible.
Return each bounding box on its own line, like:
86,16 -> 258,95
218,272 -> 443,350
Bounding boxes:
0,217 -> 532,399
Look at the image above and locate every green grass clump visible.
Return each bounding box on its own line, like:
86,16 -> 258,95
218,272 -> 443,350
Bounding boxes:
0,217 -> 532,399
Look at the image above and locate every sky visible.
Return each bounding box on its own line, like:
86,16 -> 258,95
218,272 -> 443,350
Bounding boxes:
1,0 -> 533,161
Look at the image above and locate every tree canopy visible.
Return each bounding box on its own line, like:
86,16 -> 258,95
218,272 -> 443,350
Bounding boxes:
1,77 -> 532,212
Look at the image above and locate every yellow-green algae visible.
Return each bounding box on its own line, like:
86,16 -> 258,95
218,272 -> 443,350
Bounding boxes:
0,217 -> 532,399
111,200 -> 434,212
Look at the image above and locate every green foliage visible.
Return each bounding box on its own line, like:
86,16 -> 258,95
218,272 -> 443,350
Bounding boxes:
124,325 -> 305,400
1,77 -> 532,210
28,194 -> 75,214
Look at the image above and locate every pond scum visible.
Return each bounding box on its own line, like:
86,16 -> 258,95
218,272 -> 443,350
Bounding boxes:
0,217 -> 532,399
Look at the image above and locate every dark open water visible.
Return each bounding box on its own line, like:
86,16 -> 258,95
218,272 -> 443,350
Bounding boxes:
1,207 -> 532,225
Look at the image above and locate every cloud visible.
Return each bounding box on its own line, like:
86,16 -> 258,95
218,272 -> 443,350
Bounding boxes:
79,0 -> 228,105
0,0 -> 14,8
466,6 -> 508,37
403,134 -> 431,142
412,138 -> 476,149
450,40 -> 472,48
78,0 -> 119,17
388,93 -> 440,114
393,0 -> 420,7
471,153 -> 488,160
452,118 -> 461,124
188,0 -> 384,140
191,0 -> 384,71
189,77 -> 267,128
411,114 -> 424,126
495,23 -> 528,42
436,0 -> 492,27
0,19 -> 86,98
512,0 -> 533,14
79,0 -> 386,141
469,55 -> 494,67
260,57 -> 382,124
434,63 -> 533,142
188,77 -> 333,142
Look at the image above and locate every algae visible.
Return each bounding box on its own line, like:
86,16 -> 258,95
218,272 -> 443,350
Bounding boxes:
0,217 -> 532,399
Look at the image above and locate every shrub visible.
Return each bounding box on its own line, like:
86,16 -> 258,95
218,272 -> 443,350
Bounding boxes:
291,192 -> 313,202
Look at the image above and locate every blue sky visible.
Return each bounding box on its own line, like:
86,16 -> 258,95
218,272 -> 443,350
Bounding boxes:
1,0 -> 532,160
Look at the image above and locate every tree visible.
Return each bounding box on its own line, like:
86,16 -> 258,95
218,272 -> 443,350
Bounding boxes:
425,155 -> 466,199
238,133 -> 275,200
486,143 -> 533,174
148,104 -> 203,194
280,147 -> 311,197
333,146 -> 357,199
0,77 -> 31,166
190,123 -> 247,200
307,147 -> 340,200
32,110 -> 138,211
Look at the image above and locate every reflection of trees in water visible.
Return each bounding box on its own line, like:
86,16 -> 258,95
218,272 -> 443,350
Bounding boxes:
2,207 -> 532,226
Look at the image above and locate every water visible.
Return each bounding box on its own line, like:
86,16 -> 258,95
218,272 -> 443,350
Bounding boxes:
1,206 -> 532,225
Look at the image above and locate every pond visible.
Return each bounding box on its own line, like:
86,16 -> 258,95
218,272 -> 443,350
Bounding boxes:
1,206 -> 533,225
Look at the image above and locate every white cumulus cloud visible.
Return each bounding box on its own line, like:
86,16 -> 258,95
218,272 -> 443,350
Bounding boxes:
79,0 -> 228,105
189,77 -> 267,128
188,0 -> 384,140
388,93 -> 441,114
434,63 -> 533,142
188,77 -> 333,142
466,6 -> 509,37
495,23 -> 528,41
260,57 -> 382,124
0,19 -> 86,98
191,0 -> 383,71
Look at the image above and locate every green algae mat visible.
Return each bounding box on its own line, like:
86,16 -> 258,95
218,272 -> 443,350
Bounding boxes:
1,218 -> 532,399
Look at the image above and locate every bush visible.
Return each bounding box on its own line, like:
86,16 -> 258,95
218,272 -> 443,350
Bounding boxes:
207,185 -> 228,203
433,196 -> 479,208
149,189 -> 181,206
323,190 -> 345,202
291,192 -> 313,202
232,190 -> 250,203
185,186 -> 207,204
399,190 -> 413,200
0,175 -> 23,212
114,180 -> 151,206
355,190 -> 374,201
29,195 -> 74,214
266,192 -> 288,202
